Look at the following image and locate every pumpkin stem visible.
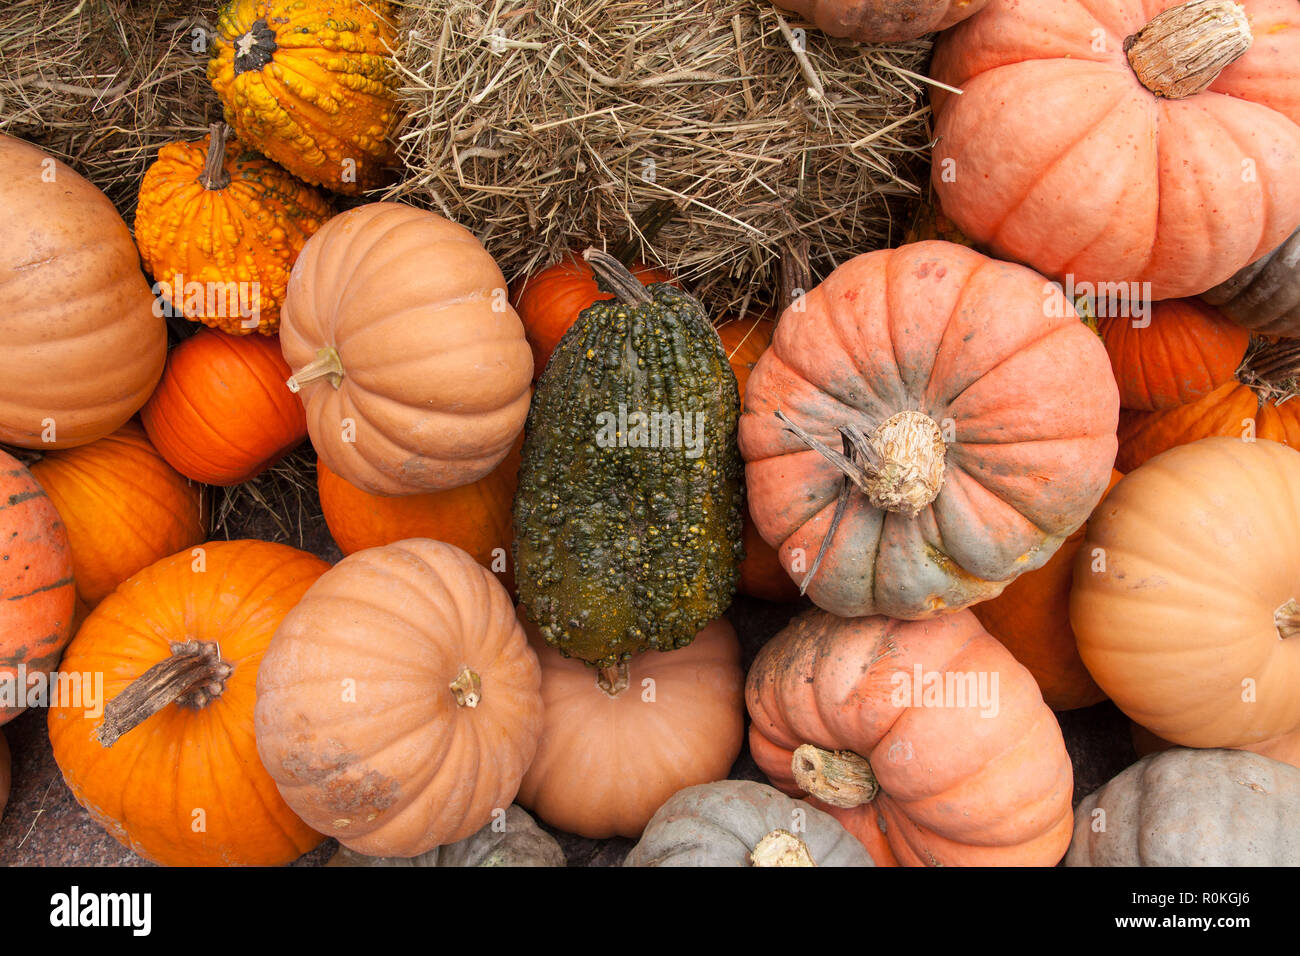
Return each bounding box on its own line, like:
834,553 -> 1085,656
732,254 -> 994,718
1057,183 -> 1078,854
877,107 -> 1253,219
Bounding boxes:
750,829 -> 817,867
791,744 -> 879,809
97,640 -> 232,748
611,199 -> 677,266
1125,0 -> 1252,99
596,662 -> 630,697
449,667 -> 482,707
1276,599 -> 1300,640
583,248 -> 655,307
777,238 -> 812,322
1237,339 -> 1300,404
287,346 -> 345,393
198,123 -> 232,191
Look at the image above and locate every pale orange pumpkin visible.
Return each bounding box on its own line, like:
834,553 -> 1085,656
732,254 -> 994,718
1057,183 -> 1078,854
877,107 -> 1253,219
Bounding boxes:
1132,722 -> 1300,772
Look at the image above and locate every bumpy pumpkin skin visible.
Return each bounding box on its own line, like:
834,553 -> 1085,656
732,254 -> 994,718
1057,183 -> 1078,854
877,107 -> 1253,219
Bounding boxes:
1202,224 -> 1300,337
516,614 -> 745,840
772,0 -> 990,41
625,780 -> 873,867
141,330 -> 308,486
208,0 -> 399,194
0,452 -> 76,727
256,540 -> 543,858
0,134 -> 166,449
47,540 -> 328,866
740,241 -> 1119,620
327,805 -> 564,867
134,129 -> 332,335
28,421 -> 207,608
1072,438 -> 1300,749
281,202 -> 533,496
747,608 -> 1075,866
1066,749 -> 1300,866
931,0 -> 1300,301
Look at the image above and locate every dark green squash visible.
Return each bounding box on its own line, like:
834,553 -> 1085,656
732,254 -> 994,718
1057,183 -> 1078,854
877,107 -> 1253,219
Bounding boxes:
513,248 -> 742,667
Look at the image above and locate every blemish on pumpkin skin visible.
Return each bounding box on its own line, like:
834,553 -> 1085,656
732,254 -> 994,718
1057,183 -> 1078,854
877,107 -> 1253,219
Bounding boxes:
279,745 -> 399,815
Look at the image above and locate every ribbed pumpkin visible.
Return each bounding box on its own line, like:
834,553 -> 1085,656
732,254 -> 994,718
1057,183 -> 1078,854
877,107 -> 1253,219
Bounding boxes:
255,540 -> 543,858
47,540 -> 328,866
317,432 -> 522,594
516,614 -> 745,840
328,805 -> 565,867
140,329 -> 307,486
1072,438 -> 1300,749
748,607 -> 1074,866
281,202 -> 533,496
208,0 -> 399,194
0,134 -> 165,449
512,253 -> 674,380
1203,224 -> 1300,337
134,124 -> 332,335
27,422 -> 206,608
971,469 -> 1122,711
1132,722 -> 1300,772
931,0 -> 1300,301
771,0 -> 990,41
739,241 -> 1119,619
0,451 -> 75,727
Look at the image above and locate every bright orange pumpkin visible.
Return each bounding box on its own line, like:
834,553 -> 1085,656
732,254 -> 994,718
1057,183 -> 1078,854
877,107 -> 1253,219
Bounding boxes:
141,329 -> 307,486
47,540 -> 329,865
28,421 -> 207,608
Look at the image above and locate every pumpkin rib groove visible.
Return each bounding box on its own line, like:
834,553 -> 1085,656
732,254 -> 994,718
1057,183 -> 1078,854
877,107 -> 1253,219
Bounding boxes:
918,254 -> 985,401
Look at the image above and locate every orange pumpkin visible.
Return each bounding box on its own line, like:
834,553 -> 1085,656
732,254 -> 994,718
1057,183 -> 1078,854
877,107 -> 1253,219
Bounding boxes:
255,540 -> 543,857
971,470 -> 1122,711
512,253 -> 674,380
317,432 -> 523,593
516,614 -> 745,839
47,540 -> 328,865
0,451 -> 76,726
28,422 -> 207,607
141,329 -> 307,486
748,607 -> 1074,866
1072,438 -> 1300,749
1132,722 -> 1300,772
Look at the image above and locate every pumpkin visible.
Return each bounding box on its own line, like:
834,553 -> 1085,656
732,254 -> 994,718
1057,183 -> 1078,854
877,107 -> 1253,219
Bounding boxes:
1202,224 -> 1300,337
327,805 -> 564,867
47,539 -> 328,866
317,432 -> 522,594
0,452 -> 76,727
516,613 -> 745,840
931,0 -> 1300,301
512,253 -> 674,380
280,202 -> 533,496
624,780 -> 873,867
0,730 -> 8,820
27,421 -> 207,608
1098,299 -> 1250,412
134,123 -> 332,335
1072,437 -> 1300,749
739,241 -> 1119,620
971,470 -> 1122,711
1132,721 -> 1300,772
747,607 -> 1074,866
255,539 -> 543,858
770,0 -> 991,42
1065,749 -> 1300,866
207,0 -> 399,194
0,134 -> 165,449
514,250 -> 743,666
140,329 -> 307,486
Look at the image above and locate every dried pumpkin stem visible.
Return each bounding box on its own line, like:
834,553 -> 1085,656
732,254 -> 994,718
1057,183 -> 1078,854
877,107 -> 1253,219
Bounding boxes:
1276,599 -> 1300,640
198,122 -> 232,191
1125,0 -> 1252,99
97,640 -> 232,748
596,662 -> 630,697
1237,339 -> 1300,406
791,744 -> 878,809
610,199 -> 677,266
750,829 -> 817,867
583,247 -> 655,307
287,346 -> 345,393
777,237 -> 812,322
449,667 -> 482,707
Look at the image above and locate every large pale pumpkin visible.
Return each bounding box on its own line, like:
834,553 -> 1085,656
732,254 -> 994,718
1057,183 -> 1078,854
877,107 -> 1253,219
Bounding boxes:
770,0 -> 990,41
1072,437 -> 1300,749
27,422 -> 207,608
255,540 -> 543,858
931,0 -> 1300,301
47,540 -> 328,866
747,607 -> 1074,866
0,134 -> 165,448
516,614 -> 745,840
739,241 -> 1119,619
328,805 -> 564,867
208,0 -> 399,194
280,202 -> 533,496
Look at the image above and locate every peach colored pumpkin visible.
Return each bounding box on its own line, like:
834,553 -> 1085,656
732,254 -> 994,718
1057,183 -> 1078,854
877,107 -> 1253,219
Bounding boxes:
1132,722 -> 1300,772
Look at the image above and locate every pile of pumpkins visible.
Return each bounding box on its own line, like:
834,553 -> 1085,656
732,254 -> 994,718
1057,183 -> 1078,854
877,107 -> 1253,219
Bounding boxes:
2,0 -> 1300,868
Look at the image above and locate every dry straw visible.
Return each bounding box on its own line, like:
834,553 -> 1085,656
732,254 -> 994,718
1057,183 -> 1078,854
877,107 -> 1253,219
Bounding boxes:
388,0 -> 937,314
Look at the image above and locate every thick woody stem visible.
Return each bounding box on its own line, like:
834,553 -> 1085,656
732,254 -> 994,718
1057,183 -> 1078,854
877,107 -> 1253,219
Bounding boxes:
611,199 -> 677,266
583,247 -> 654,306
199,122 -> 232,191
1125,1 -> 1252,99
791,744 -> 879,809
777,238 -> 812,323
750,829 -> 817,867
97,641 -> 232,747
1276,599 -> 1300,640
